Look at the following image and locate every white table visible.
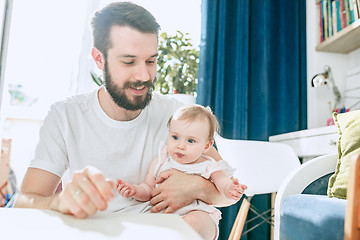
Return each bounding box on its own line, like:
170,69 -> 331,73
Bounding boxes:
269,126 -> 338,162
0,208 -> 202,240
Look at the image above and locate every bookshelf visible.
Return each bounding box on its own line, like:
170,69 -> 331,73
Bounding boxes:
316,19 -> 360,53
315,0 -> 360,53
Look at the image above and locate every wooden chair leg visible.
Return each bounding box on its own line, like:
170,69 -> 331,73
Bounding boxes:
228,197 -> 251,240
344,155 -> 360,240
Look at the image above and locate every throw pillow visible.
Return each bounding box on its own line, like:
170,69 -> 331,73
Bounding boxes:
327,110 -> 360,199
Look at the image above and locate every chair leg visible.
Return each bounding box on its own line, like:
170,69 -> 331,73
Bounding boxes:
228,197 -> 251,240
344,155 -> 360,240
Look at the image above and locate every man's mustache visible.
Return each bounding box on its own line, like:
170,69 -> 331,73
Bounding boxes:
124,80 -> 154,89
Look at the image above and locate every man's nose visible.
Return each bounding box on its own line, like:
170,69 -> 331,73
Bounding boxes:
134,63 -> 150,81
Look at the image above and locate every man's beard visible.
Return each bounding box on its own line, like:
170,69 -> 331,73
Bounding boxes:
103,60 -> 154,111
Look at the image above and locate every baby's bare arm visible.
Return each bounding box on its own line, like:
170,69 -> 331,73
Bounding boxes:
210,171 -> 247,202
116,157 -> 158,202
116,179 -> 153,201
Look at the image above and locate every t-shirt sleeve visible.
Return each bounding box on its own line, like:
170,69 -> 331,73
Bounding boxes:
29,104 -> 68,178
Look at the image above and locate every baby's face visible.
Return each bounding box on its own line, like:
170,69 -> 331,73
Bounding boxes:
166,118 -> 211,164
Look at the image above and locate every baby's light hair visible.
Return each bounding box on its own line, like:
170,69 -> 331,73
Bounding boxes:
168,104 -> 219,140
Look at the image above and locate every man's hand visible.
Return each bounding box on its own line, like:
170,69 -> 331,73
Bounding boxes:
150,169 -> 201,213
54,166 -> 114,219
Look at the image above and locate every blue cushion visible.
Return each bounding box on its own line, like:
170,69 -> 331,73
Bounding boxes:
280,194 -> 346,240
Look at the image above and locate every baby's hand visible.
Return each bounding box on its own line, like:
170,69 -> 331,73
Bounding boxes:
228,178 -> 247,201
116,179 -> 136,198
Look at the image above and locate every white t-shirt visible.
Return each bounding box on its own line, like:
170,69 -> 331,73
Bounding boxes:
30,88 -> 183,212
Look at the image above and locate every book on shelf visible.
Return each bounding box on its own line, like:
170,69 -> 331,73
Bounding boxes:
333,1 -> 340,32
319,1 -> 324,42
349,0 -> 357,21
339,0 -> 347,29
329,0 -> 333,35
317,0 -> 360,43
322,0 -> 327,40
344,0 -> 351,25
332,0 -> 339,32
352,0 -> 359,19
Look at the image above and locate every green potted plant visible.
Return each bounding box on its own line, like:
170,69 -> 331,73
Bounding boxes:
156,31 -> 199,99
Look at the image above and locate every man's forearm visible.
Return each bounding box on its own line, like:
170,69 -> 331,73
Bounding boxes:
14,192 -> 58,210
151,169 -> 235,213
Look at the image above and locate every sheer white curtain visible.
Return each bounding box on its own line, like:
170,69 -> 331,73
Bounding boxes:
70,0 -> 100,95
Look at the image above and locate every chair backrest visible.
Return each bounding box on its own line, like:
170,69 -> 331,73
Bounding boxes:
214,133 -> 300,197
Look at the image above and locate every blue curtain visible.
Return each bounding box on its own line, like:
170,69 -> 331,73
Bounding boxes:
197,0 -> 307,239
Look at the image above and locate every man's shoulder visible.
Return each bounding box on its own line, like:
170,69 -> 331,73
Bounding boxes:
144,92 -> 184,123
51,90 -> 95,113
150,92 -> 184,110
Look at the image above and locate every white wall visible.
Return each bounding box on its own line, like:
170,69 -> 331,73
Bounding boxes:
306,0 -> 360,128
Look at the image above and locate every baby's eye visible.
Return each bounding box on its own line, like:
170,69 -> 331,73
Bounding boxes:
172,135 -> 178,140
188,139 -> 195,143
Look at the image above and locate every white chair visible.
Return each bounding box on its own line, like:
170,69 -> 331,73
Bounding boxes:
273,153 -> 338,240
214,133 -> 301,240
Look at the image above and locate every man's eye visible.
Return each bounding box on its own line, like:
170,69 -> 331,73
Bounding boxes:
188,139 -> 195,143
123,61 -> 134,65
146,60 -> 156,64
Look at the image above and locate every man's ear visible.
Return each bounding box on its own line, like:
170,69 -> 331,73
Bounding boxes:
91,47 -> 105,70
203,140 -> 214,154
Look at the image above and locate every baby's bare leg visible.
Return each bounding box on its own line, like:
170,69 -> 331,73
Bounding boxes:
182,210 -> 217,240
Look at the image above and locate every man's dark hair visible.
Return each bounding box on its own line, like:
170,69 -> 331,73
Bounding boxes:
91,2 -> 160,56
